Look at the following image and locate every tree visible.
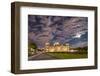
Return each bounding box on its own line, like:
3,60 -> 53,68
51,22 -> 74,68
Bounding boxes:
28,42 -> 37,56
29,43 -> 37,49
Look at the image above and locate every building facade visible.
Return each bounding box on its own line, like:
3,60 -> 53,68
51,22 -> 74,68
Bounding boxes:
44,42 -> 70,52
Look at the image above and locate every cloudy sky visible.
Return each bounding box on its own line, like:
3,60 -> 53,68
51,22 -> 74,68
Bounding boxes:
28,15 -> 88,48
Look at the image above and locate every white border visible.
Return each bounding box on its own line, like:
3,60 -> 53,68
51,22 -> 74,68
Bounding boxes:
20,6 -> 95,70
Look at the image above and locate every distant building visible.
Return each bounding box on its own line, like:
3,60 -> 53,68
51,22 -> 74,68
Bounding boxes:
44,42 -> 70,52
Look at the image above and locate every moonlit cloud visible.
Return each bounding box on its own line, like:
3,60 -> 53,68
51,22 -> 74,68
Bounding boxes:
73,33 -> 82,38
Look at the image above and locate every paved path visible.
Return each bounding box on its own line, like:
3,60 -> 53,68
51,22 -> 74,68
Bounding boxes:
28,52 -> 57,60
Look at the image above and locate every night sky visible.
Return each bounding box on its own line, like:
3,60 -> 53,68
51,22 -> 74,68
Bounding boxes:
28,15 -> 88,48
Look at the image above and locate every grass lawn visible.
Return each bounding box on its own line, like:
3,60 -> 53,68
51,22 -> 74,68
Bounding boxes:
46,52 -> 88,59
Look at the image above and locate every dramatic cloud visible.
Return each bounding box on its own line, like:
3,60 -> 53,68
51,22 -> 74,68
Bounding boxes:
28,15 -> 88,48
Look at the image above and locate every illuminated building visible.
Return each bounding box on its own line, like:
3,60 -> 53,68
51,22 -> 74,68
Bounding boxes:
44,42 -> 70,52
